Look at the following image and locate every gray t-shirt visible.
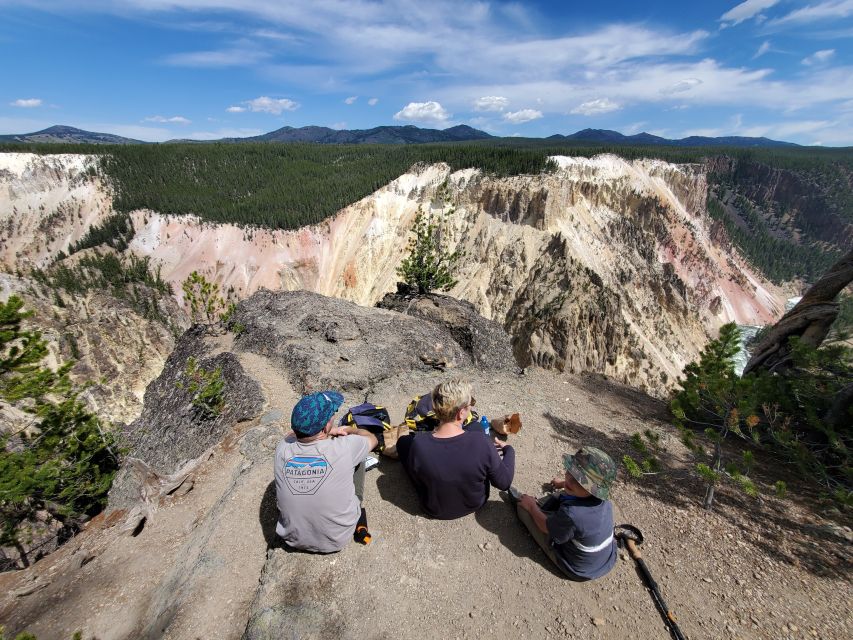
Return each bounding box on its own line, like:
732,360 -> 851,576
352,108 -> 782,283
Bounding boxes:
274,434 -> 370,553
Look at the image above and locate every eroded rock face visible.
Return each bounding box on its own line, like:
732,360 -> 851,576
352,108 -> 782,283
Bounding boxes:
0,153 -> 791,397
0,154 -> 113,270
119,157 -> 787,396
0,273 -> 186,425
376,287 -> 517,371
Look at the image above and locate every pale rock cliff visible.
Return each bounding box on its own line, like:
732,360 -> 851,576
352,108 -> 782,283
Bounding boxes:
124,157 -> 786,395
0,154 -> 112,270
0,273 -> 186,425
0,153 -> 788,396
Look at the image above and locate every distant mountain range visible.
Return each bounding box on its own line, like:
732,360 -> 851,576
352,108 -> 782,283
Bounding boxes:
0,124 -> 801,148
549,128 -> 799,148
243,124 -> 493,144
0,125 -> 142,145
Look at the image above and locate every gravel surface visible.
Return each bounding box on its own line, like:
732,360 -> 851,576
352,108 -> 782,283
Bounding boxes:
2,366 -> 850,640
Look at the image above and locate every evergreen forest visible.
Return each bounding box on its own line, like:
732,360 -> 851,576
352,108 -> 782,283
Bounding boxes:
2,140 -> 850,284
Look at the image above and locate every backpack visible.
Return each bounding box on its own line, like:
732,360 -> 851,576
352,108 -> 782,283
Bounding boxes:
403,393 -> 479,432
339,403 -> 393,451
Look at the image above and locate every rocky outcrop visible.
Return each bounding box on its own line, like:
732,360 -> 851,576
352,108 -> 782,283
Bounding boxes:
122,326 -> 264,475
376,286 -> 517,371
230,289 -> 509,394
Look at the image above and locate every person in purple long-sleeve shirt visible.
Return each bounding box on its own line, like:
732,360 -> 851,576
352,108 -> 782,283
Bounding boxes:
397,379 -> 515,519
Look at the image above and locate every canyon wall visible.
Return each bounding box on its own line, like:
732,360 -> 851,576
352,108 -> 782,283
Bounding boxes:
0,153 -> 788,397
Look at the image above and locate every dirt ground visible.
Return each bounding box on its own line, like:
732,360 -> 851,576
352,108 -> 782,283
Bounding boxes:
1,367 -> 850,640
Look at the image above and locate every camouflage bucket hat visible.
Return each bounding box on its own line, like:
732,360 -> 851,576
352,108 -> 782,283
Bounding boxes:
563,446 -> 616,500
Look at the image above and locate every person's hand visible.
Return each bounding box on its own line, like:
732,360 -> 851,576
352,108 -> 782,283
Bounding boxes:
519,494 -> 538,512
493,437 -> 507,450
328,426 -> 351,437
550,475 -> 565,489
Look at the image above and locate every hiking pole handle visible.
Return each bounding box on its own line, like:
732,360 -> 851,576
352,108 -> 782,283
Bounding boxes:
626,537 -> 643,560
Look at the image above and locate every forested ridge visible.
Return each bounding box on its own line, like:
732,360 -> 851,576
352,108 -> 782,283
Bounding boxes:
2,140 -> 850,284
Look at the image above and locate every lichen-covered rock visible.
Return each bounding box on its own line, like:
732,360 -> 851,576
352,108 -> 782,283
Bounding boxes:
230,289 -> 474,393
122,325 -> 264,475
376,287 -> 517,371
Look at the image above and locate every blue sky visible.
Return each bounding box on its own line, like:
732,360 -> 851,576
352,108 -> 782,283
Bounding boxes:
1,1 -> 852,145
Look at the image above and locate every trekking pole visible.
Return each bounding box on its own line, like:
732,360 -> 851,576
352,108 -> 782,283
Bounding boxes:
615,524 -> 687,640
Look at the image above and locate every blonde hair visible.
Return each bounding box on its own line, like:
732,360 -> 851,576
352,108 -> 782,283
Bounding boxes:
431,379 -> 473,423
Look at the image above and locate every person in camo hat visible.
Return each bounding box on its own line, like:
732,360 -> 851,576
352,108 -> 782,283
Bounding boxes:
511,445 -> 618,581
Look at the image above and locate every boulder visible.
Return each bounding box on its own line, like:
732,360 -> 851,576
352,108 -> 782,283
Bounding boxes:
230,289 -> 475,393
376,286 -> 517,371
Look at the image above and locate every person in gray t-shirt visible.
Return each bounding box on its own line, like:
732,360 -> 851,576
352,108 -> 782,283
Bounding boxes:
274,391 -> 378,553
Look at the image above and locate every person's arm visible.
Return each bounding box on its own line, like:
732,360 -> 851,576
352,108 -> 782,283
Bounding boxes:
354,428 -> 378,452
485,438 -> 515,490
518,495 -> 549,534
330,425 -> 379,451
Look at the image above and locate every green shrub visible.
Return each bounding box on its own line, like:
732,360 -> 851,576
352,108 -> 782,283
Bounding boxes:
671,322 -> 851,509
0,297 -> 119,567
176,357 -> 225,418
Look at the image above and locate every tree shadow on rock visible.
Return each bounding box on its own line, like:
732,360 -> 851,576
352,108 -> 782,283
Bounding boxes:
542,411 -> 852,580
374,458 -> 422,516
578,373 -> 671,422
475,499 -> 565,579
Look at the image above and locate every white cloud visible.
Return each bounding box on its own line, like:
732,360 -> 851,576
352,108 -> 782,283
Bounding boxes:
243,96 -> 299,115
226,98 -> 298,115
570,98 -> 621,116
502,109 -> 543,124
393,101 -> 451,125
720,0 -> 780,27
660,78 -> 703,95
162,47 -> 270,67
473,96 -> 508,112
754,41 -> 771,58
344,96 -> 358,105
144,115 -> 191,124
802,49 -> 835,65
771,0 -> 853,26
330,121 -> 347,130
10,98 -> 42,108
368,98 -> 379,106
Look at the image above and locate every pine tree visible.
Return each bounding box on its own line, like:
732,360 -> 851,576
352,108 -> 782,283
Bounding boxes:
0,296 -> 119,567
397,208 -> 463,294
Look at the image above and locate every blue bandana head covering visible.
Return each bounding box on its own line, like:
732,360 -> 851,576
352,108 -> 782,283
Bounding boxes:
291,391 -> 344,436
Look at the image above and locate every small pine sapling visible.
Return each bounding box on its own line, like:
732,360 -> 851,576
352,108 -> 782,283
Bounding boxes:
397,207 -> 463,294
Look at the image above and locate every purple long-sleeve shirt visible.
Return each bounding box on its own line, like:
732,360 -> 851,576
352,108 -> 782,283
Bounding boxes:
398,430 -> 516,519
